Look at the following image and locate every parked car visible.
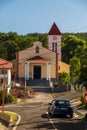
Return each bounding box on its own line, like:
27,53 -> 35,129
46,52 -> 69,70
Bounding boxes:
48,98 -> 73,118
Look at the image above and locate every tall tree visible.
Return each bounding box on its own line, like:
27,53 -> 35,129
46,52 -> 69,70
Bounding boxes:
4,40 -> 19,60
77,47 -> 87,84
62,35 -> 78,63
70,56 -> 81,83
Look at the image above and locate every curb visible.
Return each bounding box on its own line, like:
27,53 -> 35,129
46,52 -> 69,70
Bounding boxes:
5,111 -> 21,130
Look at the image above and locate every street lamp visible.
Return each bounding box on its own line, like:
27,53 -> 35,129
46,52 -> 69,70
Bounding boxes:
25,62 -> 27,88
2,68 -> 6,113
19,63 -> 21,85
13,68 -> 17,97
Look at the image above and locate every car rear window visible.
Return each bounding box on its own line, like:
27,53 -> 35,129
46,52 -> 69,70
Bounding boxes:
55,100 -> 70,106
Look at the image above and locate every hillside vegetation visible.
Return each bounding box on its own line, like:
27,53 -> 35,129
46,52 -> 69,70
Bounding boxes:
0,32 -> 87,84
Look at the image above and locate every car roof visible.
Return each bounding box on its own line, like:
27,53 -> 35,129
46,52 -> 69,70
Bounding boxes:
54,98 -> 70,101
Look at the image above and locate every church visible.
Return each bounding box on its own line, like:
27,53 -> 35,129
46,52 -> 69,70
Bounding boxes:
16,23 -> 70,86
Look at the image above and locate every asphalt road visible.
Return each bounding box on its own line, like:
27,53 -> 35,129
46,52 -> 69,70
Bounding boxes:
3,91 -> 87,130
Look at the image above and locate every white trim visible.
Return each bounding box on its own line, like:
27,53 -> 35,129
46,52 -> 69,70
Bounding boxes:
49,63 -> 51,80
46,62 -> 49,80
32,65 -> 33,79
28,62 -> 29,80
25,63 -> 27,87
7,69 -> 11,86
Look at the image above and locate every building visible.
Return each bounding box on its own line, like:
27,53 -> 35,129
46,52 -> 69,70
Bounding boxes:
16,23 -> 70,86
0,58 -> 12,87
16,41 -> 57,86
48,22 -> 70,74
48,22 -> 62,61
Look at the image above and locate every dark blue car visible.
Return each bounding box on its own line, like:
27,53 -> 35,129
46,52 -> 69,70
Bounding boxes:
48,98 -> 73,118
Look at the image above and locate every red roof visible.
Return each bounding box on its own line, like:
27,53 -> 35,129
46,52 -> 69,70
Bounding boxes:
0,58 -> 12,69
28,56 -> 49,62
48,22 -> 61,35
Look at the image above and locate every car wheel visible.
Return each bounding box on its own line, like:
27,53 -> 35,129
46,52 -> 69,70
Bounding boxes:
48,112 -> 51,116
70,114 -> 73,118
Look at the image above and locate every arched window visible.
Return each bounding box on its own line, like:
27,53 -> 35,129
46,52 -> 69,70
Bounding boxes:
52,43 -> 54,51
36,46 -> 39,53
52,43 -> 57,52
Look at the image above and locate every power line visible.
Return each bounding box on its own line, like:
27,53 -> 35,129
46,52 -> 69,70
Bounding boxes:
73,25 -> 87,33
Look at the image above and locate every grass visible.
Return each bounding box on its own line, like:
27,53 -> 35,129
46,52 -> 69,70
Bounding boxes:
0,111 -> 18,122
4,111 -> 17,121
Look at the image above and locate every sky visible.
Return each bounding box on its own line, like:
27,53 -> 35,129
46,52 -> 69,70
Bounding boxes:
0,0 -> 87,35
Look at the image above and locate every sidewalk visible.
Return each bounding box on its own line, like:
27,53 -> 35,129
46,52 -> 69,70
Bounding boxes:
0,122 -> 8,130
71,98 -> 87,117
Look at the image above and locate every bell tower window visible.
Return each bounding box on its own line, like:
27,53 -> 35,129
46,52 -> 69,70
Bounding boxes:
52,43 -> 54,51
52,42 -> 57,52
36,46 -> 39,53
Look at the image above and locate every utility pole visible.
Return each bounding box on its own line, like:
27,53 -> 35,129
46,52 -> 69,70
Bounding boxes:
14,68 -> 17,97
2,69 -> 5,113
55,43 -> 58,81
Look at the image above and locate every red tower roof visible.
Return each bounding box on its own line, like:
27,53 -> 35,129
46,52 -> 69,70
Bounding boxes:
48,22 -> 61,35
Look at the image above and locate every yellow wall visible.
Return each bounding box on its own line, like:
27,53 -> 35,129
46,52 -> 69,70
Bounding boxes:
58,61 -> 70,74
18,41 -> 56,78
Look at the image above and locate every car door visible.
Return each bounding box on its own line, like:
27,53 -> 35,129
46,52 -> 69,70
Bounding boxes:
49,101 -> 55,113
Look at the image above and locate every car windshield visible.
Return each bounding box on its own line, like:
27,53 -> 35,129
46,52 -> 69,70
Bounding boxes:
55,100 -> 70,106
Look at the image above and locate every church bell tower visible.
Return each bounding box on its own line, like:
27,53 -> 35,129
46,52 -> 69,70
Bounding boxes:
47,22 -> 62,61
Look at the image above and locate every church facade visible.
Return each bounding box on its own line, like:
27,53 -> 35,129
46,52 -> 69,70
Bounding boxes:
16,41 -> 56,81
16,23 -> 70,86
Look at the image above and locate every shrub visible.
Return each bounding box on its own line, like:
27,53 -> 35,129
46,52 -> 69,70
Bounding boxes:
4,93 -> 17,104
80,93 -> 87,106
0,90 -> 17,106
80,93 -> 84,105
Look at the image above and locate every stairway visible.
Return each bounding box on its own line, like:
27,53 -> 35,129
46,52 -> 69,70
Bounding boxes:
26,79 -> 50,86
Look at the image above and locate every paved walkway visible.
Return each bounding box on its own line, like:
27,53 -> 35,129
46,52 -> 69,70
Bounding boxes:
25,92 -> 53,103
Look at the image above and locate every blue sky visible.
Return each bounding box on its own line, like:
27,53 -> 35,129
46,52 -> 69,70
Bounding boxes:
0,0 -> 87,35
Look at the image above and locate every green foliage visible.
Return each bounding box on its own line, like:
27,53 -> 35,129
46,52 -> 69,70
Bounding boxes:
62,35 -> 79,63
4,93 -> 17,104
70,56 -> 81,83
62,35 -> 86,63
59,72 -> 70,84
4,111 -> 17,122
62,32 -> 87,43
79,67 -> 87,84
0,32 -> 48,61
62,34 -> 87,85
0,90 -> 17,106
80,93 -> 87,106
75,47 -> 87,85
80,93 -> 84,105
